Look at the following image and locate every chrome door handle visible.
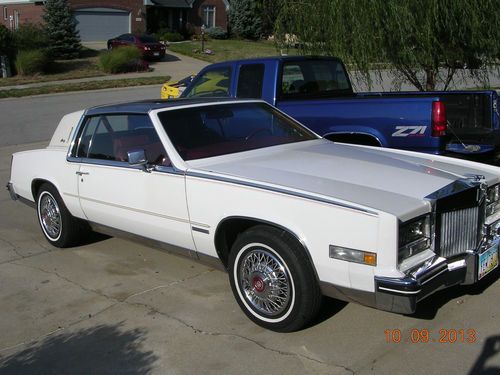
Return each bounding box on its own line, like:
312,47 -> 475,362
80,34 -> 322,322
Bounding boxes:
76,171 -> 90,176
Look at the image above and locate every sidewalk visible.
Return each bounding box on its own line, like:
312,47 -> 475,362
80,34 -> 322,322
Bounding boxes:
0,47 -> 208,91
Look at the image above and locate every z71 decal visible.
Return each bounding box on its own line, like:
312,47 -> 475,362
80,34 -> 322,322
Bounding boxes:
392,126 -> 427,137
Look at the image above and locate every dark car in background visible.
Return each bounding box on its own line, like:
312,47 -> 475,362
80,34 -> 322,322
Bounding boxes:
107,34 -> 166,60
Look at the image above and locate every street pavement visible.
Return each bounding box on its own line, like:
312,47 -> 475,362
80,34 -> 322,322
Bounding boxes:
0,88 -> 499,374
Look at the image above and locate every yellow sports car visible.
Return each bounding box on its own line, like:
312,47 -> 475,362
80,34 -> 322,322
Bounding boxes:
160,74 -> 195,99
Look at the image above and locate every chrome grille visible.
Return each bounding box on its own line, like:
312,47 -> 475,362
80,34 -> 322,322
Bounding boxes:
439,207 -> 479,257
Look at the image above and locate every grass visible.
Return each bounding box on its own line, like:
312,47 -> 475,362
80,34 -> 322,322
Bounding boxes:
168,39 -> 300,63
0,76 -> 169,99
0,49 -> 104,87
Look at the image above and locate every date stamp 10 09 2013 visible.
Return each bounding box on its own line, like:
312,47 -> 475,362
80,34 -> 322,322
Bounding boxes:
385,329 -> 477,344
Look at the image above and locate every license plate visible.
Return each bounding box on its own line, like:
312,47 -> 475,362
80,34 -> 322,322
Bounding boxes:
154,52 -> 160,56
478,244 -> 499,280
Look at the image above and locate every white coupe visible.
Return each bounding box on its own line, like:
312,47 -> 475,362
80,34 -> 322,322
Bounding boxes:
7,99 -> 500,331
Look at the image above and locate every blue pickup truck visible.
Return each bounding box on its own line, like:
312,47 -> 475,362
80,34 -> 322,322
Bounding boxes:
180,56 -> 500,158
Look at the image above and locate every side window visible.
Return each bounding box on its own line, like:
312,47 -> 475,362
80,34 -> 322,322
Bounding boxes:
76,114 -> 170,166
281,64 -> 304,94
237,64 -> 265,99
183,67 -> 231,98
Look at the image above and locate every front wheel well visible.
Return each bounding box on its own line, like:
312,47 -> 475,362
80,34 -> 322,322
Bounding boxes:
214,217 -> 315,274
324,133 -> 382,147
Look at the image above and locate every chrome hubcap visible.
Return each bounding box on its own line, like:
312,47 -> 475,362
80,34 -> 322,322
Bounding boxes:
239,248 -> 291,316
40,194 -> 61,239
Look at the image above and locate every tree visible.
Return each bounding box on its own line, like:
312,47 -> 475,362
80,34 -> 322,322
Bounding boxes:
276,0 -> 500,91
230,0 -> 262,40
256,0 -> 283,37
43,0 -> 81,59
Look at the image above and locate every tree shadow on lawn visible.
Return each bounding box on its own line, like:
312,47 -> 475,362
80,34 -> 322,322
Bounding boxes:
0,323 -> 158,375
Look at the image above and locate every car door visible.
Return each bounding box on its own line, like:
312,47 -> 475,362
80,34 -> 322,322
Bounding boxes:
74,113 -> 195,255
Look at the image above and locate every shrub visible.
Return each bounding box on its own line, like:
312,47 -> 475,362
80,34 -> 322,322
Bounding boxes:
15,49 -> 51,75
206,27 -> 227,39
230,0 -> 262,40
99,46 -> 149,74
0,24 -> 16,58
156,31 -> 184,43
14,24 -> 48,51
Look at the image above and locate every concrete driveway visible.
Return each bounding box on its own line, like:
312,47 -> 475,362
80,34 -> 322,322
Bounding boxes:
0,89 -> 499,374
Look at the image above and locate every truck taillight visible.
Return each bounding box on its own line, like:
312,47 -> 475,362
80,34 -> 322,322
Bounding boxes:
432,101 -> 446,137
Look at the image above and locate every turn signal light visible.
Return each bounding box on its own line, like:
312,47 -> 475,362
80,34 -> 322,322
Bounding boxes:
432,101 -> 447,137
329,245 -> 377,266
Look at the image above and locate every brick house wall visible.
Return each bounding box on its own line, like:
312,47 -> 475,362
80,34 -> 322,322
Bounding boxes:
0,2 -> 45,29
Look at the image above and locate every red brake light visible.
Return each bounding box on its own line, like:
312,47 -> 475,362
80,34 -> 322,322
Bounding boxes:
432,101 -> 446,137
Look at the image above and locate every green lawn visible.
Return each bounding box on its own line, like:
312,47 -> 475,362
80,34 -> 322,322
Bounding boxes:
0,49 -> 105,87
168,39 -> 301,63
0,76 -> 168,98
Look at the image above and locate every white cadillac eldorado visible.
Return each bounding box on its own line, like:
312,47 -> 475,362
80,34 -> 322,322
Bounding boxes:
6,99 -> 500,331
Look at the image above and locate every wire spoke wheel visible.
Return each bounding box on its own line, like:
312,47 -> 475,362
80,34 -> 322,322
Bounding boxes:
39,193 -> 61,239
238,247 -> 292,317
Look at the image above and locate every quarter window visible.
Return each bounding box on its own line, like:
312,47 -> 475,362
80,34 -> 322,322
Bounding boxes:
76,114 -> 170,166
237,64 -> 265,99
202,5 -> 215,28
183,67 -> 231,98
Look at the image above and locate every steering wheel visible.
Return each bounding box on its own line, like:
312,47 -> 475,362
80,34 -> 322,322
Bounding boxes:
245,128 -> 272,142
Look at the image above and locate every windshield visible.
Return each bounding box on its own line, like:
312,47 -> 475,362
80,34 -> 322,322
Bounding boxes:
158,102 -> 317,161
138,35 -> 158,43
280,59 -> 352,99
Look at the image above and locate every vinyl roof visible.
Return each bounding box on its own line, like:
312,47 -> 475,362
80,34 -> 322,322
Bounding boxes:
85,98 -> 257,115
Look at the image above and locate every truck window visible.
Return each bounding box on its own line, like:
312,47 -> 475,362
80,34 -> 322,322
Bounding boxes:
237,64 -> 265,99
183,67 -> 231,98
280,60 -> 351,99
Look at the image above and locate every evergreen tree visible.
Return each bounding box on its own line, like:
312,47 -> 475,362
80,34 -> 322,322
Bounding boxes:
230,0 -> 262,40
276,0 -> 500,91
43,0 -> 81,59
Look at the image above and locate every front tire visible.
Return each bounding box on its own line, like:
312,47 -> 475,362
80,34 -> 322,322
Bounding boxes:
228,225 -> 322,332
36,183 -> 87,248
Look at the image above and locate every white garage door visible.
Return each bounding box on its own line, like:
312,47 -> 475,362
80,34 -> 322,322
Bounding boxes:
74,8 -> 131,42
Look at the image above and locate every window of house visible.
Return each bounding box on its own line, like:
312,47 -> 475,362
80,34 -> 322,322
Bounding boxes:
3,7 -> 7,21
202,5 -> 215,28
13,10 -> 19,30
237,64 -> 265,99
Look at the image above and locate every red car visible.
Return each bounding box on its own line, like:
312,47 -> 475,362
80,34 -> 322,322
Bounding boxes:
107,34 -> 166,60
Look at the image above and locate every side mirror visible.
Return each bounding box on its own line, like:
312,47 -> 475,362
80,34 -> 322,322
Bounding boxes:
127,149 -> 147,168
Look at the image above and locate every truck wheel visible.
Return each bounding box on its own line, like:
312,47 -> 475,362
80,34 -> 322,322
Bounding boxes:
228,225 -> 322,332
36,183 -> 87,248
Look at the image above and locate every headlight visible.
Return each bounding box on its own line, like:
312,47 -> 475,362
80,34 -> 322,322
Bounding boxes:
398,215 -> 431,263
486,184 -> 500,218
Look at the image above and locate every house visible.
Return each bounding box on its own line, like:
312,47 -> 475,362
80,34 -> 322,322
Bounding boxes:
0,0 -> 230,41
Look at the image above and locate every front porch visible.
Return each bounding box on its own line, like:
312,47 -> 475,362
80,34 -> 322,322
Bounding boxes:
145,0 -> 194,33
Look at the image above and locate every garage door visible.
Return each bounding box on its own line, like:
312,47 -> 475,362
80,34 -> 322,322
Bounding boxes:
74,8 -> 130,42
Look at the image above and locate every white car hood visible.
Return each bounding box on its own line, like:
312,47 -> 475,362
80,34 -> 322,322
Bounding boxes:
188,139 -> 500,220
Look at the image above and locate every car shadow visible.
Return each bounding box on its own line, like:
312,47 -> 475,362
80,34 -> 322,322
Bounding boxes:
309,297 -> 349,327
411,269 -> 499,320
78,231 -> 111,247
0,323 -> 158,375
159,53 -> 181,63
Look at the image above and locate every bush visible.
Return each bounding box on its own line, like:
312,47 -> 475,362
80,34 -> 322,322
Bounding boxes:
14,24 -> 48,51
15,49 -> 51,75
156,30 -> 184,42
206,27 -> 227,39
99,46 -> 149,74
0,24 -> 16,58
230,0 -> 262,40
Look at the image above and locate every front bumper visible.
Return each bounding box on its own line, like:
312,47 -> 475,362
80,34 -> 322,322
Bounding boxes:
374,241 -> 499,314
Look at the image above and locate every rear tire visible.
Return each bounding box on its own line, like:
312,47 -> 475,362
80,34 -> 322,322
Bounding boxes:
36,183 -> 88,248
228,225 -> 322,332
